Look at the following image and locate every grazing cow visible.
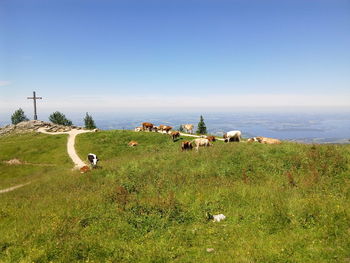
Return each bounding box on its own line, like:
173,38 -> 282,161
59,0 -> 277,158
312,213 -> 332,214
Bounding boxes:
206,136 -> 216,142
128,140 -> 138,147
134,127 -> 143,132
152,126 -> 159,132
182,124 -> 194,134
142,122 -> 153,132
170,131 -> 180,141
87,153 -> 99,168
192,138 -> 212,151
159,125 -> 172,134
223,130 -> 242,143
181,141 -> 193,151
256,136 -> 282,144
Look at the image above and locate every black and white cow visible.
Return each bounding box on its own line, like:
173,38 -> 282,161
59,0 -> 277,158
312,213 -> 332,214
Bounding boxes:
88,153 -> 99,168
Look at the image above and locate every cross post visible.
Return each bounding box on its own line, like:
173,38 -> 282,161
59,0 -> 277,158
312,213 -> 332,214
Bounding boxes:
27,91 -> 42,120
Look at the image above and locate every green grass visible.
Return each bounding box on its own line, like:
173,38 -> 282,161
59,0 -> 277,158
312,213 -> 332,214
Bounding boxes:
1,130 -> 350,262
0,133 -> 71,188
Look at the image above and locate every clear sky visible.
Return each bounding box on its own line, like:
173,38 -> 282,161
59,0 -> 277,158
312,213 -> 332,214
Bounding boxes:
0,0 -> 349,114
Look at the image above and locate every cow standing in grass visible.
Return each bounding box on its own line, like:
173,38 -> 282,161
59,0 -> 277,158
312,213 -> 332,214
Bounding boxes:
181,141 -> 193,151
142,122 -> 153,132
223,130 -> 242,142
182,124 -> 194,134
192,138 -> 212,151
170,131 -> 180,141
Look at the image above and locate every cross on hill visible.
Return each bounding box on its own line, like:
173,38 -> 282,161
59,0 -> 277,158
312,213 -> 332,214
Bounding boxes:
27,91 -> 42,120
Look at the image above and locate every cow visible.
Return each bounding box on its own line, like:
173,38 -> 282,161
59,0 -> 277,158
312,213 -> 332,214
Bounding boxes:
182,124 -> 194,134
142,122 -> 153,132
247,137 -> 259,143
223,130 -> 242,143
181,141 -> 193,151
192,138 -> 212,151
134,127 -> 143,132
152,126 -> 159,132
170,131 -> 180,141
128,141 -> 138,147
256,136 -> 282,144
87,153 -> 99,168
159,125 -> 172,134
206,136 -> 216,142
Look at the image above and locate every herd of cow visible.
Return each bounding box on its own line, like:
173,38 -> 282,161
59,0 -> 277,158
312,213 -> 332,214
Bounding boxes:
86,122 -> 281,168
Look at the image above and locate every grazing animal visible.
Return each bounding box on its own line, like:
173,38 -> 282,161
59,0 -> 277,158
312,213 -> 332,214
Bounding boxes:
87,153 -> 99,168
152,126 -> 159,132
181,141 -> 193,151
256,136 -> 282,144
128,141 -> 138,147
182,124 -> 194,134
223,130 -> 242,142
171,131 -> 180,141
142,122 -> 153,132
206,136 -> 216,142
192,138 -> 212,151
160,125 -> 172,134
134,127 -> 142,132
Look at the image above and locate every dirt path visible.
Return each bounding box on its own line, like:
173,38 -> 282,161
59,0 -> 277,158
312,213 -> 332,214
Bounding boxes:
37,127 -> 93,169
0,182 -> 32,194
179,132 -> 225,141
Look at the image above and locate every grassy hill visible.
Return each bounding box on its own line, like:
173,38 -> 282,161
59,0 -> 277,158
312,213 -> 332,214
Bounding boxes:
1,130 -> 349,262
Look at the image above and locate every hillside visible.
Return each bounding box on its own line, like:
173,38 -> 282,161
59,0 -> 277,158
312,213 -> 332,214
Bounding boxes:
1,130 -> 350,262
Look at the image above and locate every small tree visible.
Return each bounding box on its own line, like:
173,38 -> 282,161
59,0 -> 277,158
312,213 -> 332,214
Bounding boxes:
84,112 -> 96,129
49,111 -> 73,126
11,108 -> 29,124
178,125 -> 184,132
197,115 -> 207,134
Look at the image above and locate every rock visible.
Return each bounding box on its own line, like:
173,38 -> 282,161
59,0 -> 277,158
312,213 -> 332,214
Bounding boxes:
0,120 -> 85,136
206,248 -> 215,253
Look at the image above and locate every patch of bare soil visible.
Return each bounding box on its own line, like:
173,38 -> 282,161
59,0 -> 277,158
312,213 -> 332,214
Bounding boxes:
4,158 -> 23,165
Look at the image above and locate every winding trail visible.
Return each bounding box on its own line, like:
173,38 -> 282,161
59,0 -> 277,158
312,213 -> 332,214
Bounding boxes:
37,127 -> 93,169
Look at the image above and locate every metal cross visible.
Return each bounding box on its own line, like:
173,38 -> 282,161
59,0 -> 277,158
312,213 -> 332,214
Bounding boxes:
27,91 -> 42,120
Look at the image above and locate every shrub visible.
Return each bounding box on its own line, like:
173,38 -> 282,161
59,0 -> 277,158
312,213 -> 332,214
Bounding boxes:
11,108 -> 29,124
49,111 -> 73,126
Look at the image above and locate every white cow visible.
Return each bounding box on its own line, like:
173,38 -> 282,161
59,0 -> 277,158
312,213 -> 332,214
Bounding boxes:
223,130 -> 242,142
182,124 -> 194,134
192,138 -> 212,151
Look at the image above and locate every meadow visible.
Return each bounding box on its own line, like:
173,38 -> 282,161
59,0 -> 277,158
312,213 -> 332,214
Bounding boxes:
0,130 -> 349,262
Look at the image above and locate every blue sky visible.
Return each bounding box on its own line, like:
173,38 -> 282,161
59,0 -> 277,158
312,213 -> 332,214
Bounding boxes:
0,0 -> 349,114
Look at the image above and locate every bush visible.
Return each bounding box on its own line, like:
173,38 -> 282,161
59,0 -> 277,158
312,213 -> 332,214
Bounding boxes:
49,111 -> 73,126
11,108 -> 29,124
84,112 -> 96,130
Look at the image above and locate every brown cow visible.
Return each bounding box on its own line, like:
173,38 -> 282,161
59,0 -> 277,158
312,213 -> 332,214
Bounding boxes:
206,136 -> 216,142
256,136 -> 282,144
142,122 -> 153,132
171,131 -> 180,141
128,141 -> 138,147
159,125 -> 172,134
181,141 -> 193,151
